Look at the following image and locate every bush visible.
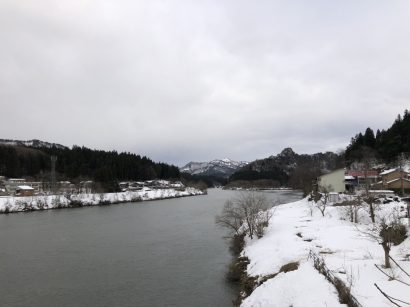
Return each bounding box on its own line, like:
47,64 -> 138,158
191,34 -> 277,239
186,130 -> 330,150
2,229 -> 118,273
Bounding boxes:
229,233 -> 245,256
380,221 -> 407,246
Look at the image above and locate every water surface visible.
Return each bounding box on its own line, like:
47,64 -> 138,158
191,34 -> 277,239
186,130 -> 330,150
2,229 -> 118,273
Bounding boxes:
0,189 -> 302,307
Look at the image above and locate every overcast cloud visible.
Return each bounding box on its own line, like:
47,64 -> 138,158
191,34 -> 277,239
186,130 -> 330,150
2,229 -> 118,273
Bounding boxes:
1,0 -> 410,166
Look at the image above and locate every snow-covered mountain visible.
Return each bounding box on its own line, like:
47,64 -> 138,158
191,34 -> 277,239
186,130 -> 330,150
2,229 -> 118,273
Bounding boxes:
180,159 -> 248,178
0,139 -> 67,150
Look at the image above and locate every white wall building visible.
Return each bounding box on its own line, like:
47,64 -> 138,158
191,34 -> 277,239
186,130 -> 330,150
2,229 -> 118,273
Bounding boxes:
317,169 -> 345,193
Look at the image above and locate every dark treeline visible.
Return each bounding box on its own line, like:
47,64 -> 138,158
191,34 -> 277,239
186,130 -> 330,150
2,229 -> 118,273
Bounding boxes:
0,144 -> 180,184
345,110 -> 410,163
229,169 -> 289,186
180,172 -> 228,188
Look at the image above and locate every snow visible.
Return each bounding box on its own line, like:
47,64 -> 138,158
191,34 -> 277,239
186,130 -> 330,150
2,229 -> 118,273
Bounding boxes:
380,169 -> 397,176
387,178 -> 410,184
242,263 -> 344,307
369,190 -> 394,194
0,187 -> 204,213
16,185 -> 34,190
180,159 -> 248,176
241,197 -> 410,307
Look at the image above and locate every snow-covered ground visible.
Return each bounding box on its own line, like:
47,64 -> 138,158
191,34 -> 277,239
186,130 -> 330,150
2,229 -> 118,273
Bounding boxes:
0,187 -> 204,213
241,197 -> 410,307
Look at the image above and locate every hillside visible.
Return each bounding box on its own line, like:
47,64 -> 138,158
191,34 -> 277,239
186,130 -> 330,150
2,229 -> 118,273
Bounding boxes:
0,139 -> 180,190
230,148 -> 343,191
0,139 -> 67,150
346,110 -> 410,165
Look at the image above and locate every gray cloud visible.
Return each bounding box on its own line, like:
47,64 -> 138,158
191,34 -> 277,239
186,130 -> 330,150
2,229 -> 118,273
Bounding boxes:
1,0 -> 409,165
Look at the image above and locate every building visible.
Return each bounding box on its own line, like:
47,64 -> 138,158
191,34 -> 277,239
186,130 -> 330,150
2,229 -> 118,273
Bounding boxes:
372,168 -> 410,191
79,181 -> 94,194
5,178 -> 26,194
58,181 -> 76,194
15,185 -> 35,196
346,170 -> 379,186
317,169 -> 345,193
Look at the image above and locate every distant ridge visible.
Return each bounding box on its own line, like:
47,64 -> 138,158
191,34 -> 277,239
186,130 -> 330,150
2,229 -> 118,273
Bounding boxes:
0,138 -> 67,150
180,159 -> 248,178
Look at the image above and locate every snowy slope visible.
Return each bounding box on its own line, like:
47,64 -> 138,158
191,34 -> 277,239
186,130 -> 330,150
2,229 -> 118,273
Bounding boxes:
0,138 -> 67,149
180,159 -> 248,178
241,197 -> 410,307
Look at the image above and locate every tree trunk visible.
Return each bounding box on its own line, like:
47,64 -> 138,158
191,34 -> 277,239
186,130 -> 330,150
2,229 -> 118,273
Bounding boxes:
381,242 -> 391,268
369,203 -> 375,223
350,206 -> 354,222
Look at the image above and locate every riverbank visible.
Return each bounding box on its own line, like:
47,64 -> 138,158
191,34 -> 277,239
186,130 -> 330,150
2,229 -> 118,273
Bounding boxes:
0,187 -> 204,213
236,197 -> 410,306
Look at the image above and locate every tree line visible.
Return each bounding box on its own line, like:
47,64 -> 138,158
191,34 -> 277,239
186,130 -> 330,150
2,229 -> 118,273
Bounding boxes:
0,144 -> 180,185
345,109 -> 410,163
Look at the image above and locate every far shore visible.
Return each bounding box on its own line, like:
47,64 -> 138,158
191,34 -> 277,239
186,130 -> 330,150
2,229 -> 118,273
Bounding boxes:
0,187 -> 205,214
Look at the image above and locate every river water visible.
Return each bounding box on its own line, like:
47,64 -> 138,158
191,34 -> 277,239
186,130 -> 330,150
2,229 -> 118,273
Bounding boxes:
0,189 -> 302,307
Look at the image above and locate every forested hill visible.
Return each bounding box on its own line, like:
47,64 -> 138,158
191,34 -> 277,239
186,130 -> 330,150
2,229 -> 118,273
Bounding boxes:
229,148 -> 343,190
0,140 -> 180,183
345,110 -> 410,163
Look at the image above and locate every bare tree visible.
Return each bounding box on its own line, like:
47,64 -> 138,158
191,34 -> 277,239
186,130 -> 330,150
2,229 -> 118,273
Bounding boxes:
215,199 -> 243,237
362,217 -> 407,269
363,195 -> 377,223
216,192 -> 274,240
313,185 -> 332,217
338,198 -> 363,223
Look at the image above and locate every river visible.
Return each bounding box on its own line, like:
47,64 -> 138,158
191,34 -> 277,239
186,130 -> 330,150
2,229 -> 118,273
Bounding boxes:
0,188 -> 303,307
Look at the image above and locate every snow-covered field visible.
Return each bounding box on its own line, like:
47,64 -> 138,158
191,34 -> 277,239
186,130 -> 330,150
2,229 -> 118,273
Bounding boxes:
0,187 -> 204,213
241,197 -> 410,307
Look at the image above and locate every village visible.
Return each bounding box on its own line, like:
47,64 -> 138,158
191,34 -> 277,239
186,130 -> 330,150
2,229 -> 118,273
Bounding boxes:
0,176 -> 187,198
317,167 -> 410,197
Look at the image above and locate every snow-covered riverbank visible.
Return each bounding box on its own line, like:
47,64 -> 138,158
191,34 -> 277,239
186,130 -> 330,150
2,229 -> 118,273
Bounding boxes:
240,197 -> 410,307
0,187 -> 204,213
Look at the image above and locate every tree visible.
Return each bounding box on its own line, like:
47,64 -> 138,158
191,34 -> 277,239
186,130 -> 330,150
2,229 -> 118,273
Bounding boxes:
288,163 -> 321,197
378,219 -> 407,268
216,192 -> 274,240
338,198 -> 363,223
364,128 -> 376,148
313,185 -> 332,217
364,217 -> 407,269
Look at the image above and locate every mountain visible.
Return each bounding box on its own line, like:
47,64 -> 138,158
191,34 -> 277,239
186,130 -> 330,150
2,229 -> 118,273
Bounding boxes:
180,159 -> 248,178
237,148 -> 341,176
230,148 -> 343,190
0,139 -> 67,150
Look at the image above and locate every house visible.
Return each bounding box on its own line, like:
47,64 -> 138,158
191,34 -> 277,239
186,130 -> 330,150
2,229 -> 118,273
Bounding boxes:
346,170 -> 379,186
372,168 -> 410,191
344,175 -> 357,193
58,181 -> 76,194
5,178 -> 26,194
79,181 -> 94,194
15,185 -> 35,196
317,169 -> 345,193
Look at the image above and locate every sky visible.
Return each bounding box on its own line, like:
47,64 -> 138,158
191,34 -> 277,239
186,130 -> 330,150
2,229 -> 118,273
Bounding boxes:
1,0 -> 410,166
